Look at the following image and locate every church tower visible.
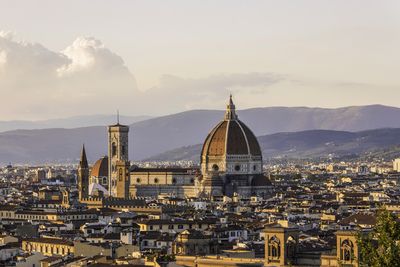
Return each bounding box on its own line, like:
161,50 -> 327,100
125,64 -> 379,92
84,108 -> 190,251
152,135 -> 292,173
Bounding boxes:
108,114 -> 129,197
78,144 -> 89,200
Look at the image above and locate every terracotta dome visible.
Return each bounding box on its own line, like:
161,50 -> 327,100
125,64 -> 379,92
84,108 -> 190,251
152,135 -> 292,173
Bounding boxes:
91,156 -> 108,177
201,96 -> 262,160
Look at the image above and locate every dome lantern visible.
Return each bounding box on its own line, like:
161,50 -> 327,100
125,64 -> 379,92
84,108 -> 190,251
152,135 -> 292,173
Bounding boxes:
225,94 -> 238,121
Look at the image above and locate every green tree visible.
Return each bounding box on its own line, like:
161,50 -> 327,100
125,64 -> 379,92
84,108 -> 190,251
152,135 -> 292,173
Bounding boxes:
358,208 -> 400,267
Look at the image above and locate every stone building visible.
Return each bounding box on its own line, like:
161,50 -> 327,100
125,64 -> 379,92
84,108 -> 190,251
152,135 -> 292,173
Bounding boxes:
78,96 -> 272,200
22,238 -> 74,256
128,96 -> 271,198
173,229 -> 215,256
198,95 -> 271,197
129,167 -> 198,198
108,119 -> 129,197
264,221 -> 299,266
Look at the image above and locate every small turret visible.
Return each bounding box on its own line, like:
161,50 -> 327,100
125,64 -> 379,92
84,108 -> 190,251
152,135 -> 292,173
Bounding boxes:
78,144 -> 90,200
80,144 -> 88,168
225,94 -> 238,120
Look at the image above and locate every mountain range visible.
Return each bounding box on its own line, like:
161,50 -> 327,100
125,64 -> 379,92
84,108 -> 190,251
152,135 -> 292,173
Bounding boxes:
2,105 -> 400,164
0,115 -> 151,132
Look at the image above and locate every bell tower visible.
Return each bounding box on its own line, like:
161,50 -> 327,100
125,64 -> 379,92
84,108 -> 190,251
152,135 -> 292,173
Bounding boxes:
264,220 -> 299,266
108,112 -> 129,197
336,230 -> 359,267
78,144 -> 89,200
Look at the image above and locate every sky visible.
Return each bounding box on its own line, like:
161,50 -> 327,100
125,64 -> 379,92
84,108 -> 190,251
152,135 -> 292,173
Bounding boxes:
0,0 -> 399,120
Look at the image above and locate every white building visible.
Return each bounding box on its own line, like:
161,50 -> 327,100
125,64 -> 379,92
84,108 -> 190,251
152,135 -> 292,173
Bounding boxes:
393,158 -> 400,172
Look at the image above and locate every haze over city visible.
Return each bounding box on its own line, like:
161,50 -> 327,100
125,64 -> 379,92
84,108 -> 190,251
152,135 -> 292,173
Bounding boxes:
1,0 -> 400,120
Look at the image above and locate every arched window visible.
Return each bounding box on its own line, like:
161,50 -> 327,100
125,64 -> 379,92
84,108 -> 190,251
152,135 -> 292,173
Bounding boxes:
212,164 -> 219,171
112,142 -> 117,157
122,145 -> 126,156
136,178 -> 141,183
286,236 -> 296,259
341,239 -> 354,262
268,236 -> 281,259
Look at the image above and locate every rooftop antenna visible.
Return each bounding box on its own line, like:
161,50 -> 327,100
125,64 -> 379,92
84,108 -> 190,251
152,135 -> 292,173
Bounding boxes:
117,109 -> 120,124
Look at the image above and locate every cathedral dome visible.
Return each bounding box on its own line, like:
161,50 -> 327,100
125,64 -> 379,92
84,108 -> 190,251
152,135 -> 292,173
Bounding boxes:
91,156 -> 108,177
201,96 -> 262,160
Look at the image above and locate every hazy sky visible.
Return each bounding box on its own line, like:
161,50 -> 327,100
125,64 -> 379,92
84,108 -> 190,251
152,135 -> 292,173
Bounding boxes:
0,0 -> 399,120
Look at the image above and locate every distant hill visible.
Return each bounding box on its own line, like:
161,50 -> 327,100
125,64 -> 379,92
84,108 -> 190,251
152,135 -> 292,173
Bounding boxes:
146,128 -> 400,161
2,105 -> 400,164
0,114 -> 151,132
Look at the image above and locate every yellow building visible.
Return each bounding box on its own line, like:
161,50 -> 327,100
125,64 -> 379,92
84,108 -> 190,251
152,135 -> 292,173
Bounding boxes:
22,238 -> 74,256
137,218 -> 216,234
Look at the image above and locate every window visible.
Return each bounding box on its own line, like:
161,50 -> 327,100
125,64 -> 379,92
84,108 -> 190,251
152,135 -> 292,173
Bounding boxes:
268,236 -> 281,259
253,165 -> 257,171
287,236 -> 296,259
178,224 -> 184,229
190,178 -> 194,184
112,142 -> 117,157
122,145 -> 126,156
154,178 -> 159,184
136,178 -> 141,183
235,165 -> 241,171
172,178 -> 177,184
212,164 -> 219,171
119,169 -> 123,181
169,224 -> 174,229
341,239 -> 354,262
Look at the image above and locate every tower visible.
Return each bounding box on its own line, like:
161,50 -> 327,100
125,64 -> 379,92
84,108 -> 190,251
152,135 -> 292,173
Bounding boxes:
336,231 -> 359,267
108,114 -> 129,196
264,221 -> 299,266
78,145 -> 89,200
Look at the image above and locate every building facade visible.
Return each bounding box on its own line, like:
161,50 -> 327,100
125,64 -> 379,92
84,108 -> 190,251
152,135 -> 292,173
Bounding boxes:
198,95 -> 271,197
78,96 -> 272,200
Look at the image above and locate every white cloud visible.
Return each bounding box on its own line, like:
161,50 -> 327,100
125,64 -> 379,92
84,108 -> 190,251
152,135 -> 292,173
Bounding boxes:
0,32 -> 287,119
58,37 -> 129,77
0,32 -> 137,119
